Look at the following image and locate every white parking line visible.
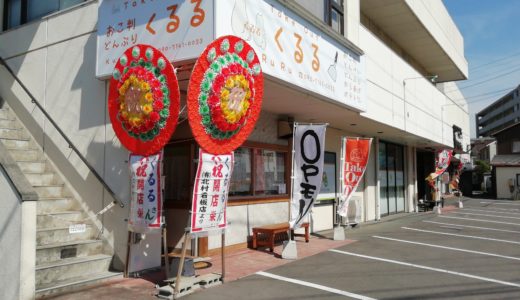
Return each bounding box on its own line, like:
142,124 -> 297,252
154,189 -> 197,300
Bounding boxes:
449,212 -> 520,220
461,208 -> 520,216
373,236 -> 520,261
477,207 -> 520,212
402,227 -> 520,245
328,249 -> 520,288
423,220 -> 520,234
439,215 -> 520,226
256,271 -> 377,300
481,202 -> 520,206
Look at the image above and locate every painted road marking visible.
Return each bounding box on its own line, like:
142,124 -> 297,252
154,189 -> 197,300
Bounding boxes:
256,271 -> 377,300
424,220 -> 520,234
481,202 -> 520,206
439,215 -> 520,226
373,236 -> 520,261
402,227 -> 520,245
477,207 -> 520,212
328,249 -> 520,288
449,212 -> 520,220
461,208 -> 520,215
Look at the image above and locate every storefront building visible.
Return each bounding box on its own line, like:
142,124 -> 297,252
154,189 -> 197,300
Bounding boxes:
0,0 -> 469,297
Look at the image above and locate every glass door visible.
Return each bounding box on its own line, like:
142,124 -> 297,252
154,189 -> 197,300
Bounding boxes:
379,141 -> 406,215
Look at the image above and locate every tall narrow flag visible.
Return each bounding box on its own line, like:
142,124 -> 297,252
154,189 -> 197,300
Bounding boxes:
338,137 -> 372,217
190,150 -> 234,233
290,124 -> 327,229
129,153 -> 162,233
426,149 -> 453,187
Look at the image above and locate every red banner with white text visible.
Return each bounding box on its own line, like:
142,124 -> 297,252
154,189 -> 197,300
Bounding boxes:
338,138 -> 372,217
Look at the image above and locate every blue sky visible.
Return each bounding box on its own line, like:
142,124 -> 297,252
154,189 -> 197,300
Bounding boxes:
443,0 -> 520,138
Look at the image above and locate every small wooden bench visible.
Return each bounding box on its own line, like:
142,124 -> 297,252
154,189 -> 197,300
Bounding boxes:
252,222 -> 309,252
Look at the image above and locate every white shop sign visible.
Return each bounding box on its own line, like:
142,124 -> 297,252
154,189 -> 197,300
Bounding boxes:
96,0 -> 214,78
215,0 -> 366,111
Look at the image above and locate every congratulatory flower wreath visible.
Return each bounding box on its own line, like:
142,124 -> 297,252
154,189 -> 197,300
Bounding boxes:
187,36 -> 263,154
108,44 -> 180,156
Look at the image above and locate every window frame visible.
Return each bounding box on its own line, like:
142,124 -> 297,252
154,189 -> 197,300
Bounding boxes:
228,141 -> 291,204
325,0 -> 344,34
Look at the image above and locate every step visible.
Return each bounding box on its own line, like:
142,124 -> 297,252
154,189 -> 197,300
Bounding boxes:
37,211 -> 85,228
0,127 -> 28,139
26,172 -> 58,186
37,197 -> 78,214
34,184 -> 65,198
36,254 -> 112,287
18,160 -> 48,173
9,148 -> 44,161
36,239 -> 104,265
0,108 -> 15,120
0,118 -> 19,128
1,138 -> 34,150
37,225 -> 97,246
35,271 -> 122,298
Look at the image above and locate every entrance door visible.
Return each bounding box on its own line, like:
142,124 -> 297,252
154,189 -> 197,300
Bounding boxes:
379,141 -> 405,216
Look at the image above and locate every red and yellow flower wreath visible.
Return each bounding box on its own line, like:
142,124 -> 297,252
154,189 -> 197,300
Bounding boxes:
108,44 -> 180,156
187,36 -> 263,154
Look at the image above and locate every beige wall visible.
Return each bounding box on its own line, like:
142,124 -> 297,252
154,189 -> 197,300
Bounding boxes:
496,167 -> 520,199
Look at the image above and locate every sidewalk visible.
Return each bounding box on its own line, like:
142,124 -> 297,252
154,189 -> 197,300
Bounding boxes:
42,235 -> 355,300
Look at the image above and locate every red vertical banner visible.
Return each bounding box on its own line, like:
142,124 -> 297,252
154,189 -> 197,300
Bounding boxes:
338,138 -> 372,217
128,153 -> 162,233
190,150 -> 234,233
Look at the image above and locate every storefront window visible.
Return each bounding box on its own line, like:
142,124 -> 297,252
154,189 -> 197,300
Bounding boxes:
229,144 -> 289,198
379,141 -> 405,215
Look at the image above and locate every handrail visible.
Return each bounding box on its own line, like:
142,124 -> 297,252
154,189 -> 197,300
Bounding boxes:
0,56 -> 124,208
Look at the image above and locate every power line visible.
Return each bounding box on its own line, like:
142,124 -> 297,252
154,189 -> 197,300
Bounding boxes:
471,50 -> 520,71
457,66 -> 520,91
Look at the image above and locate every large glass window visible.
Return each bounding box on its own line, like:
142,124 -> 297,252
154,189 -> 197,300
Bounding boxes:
229,144 -> 289,198
379,141 -> 405,215
3,0 -> 85,30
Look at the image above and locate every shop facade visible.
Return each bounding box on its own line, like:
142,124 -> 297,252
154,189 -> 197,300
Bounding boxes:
0,0 -> 470,297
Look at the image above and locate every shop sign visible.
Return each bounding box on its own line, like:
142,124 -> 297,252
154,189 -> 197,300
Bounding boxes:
191,150 -> 234,233
290,124 -> 327,229
338,137 -> 372,217
96,0 -> 214,78
215,0 -> 366,111
452,125 -> 463,151
129,153 -> 162,233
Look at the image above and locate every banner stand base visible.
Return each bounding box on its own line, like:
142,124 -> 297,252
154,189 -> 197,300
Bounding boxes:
281,240 -> 298,259
458,200 -> 463,208
434,206 -> 442,215
333,225 -> 345,241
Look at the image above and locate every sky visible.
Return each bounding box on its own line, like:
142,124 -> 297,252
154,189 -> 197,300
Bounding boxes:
443,0 -> 520,138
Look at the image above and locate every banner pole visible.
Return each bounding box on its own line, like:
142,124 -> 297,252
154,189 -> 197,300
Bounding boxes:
174,231 -> 190,298
288,122 -> 297,237
221,231 -> 226,283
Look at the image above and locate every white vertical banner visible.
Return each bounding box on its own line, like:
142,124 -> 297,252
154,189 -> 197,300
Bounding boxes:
190,150 -> 234,233
128,153 -> 162,233
290,124 -> 327,229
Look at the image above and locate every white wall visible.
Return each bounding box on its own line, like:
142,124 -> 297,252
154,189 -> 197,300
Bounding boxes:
359,25 -> 470,151
0,167 -> 22,300
496,167 -> 520,199
0,2 -> 130,270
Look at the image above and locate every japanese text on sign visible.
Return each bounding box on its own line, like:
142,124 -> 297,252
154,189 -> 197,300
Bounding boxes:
191,151 -> 234,233
96,0 -> 214,78
129,153 -> 162,233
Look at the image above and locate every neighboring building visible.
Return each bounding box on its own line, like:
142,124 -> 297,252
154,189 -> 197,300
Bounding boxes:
476,85 -> 520,138
491,122 -> 520,199
471,137 -> 497,163
0,0 -> 469,298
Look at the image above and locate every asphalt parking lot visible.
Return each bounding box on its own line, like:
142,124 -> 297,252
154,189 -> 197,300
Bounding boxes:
184,198 -> 520,300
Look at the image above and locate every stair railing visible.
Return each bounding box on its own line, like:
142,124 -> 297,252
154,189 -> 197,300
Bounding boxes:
0,56 -> 124,208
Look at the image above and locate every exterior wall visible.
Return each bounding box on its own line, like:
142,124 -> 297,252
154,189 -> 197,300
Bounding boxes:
494,125 -> 520,155
405,0 -> 467,77
496,167 -> 520,199
0,167 -> 22,300
359,25 -> 470,150
0,2 -> 129,270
